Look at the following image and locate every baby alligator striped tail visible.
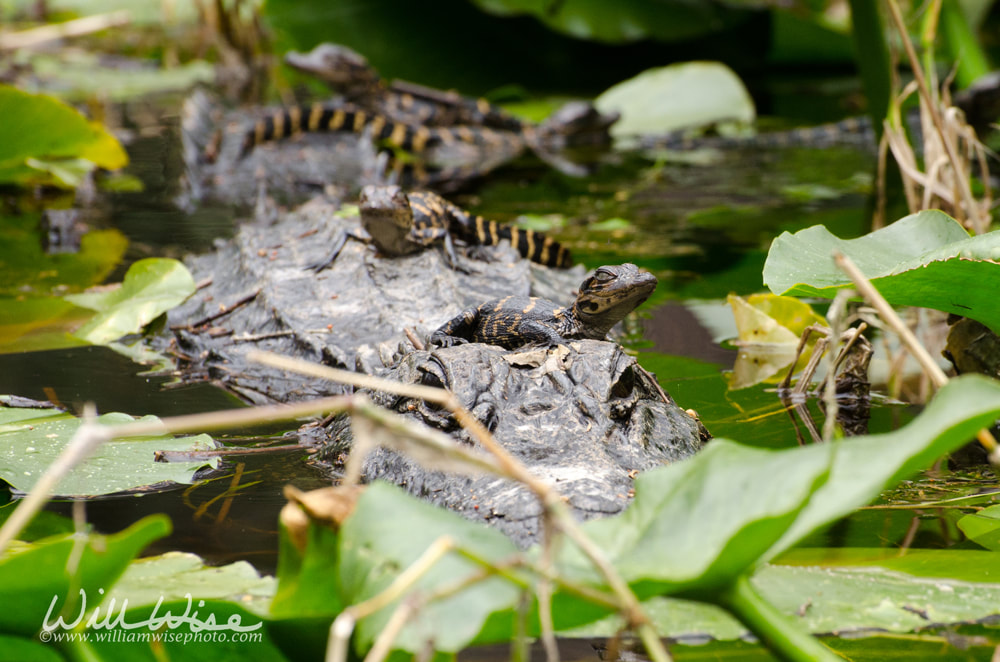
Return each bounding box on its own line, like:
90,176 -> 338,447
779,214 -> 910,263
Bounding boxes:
407,191 -> 573,269
239,103 -> 442,157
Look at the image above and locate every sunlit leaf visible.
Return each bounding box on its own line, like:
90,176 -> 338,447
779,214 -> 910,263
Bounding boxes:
763,210 -> 1000,333
0,85 -> 128,187
0,407 -> 217,496
65,258 -> 196,344
557,439 -> 833,596
595,62 -> 755,138
727,293 -> 827,388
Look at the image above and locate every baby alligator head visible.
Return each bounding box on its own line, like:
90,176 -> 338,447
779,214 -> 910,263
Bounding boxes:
359,185 -> 421,257
572,263 -> 657,339
284,43 -> 379,93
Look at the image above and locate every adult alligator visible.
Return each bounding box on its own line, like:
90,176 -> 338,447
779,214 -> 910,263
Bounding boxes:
161,196 -> 585,403
319,339 -> 706,547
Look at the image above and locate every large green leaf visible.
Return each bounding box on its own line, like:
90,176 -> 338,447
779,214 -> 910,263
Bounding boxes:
337,482 -> 524,654
65,258 -> 196,344
555,374 -> 1000,605
767,375 -> 1000,557
763,210 -> 1000,332
0,85 -> 128,187
0,515 -> 170,638
0,407 -> 218,496
556,439 -> 833,597
957,503 -> 1000,551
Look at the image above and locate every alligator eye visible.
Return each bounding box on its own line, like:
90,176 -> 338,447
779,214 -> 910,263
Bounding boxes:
419,368 -> 446,390
593,268 -> 615,282
611,365 -> 635,399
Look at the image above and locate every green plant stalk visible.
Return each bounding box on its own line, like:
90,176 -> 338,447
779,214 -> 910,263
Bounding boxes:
939,0 -> 991,88
714,574 -> 842,662
847,0 -> 891,144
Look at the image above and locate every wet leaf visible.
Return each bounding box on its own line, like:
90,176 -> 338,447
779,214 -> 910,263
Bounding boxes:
0,515 -> 170,637
0,85 -> 128,187
595,62 -> 755,138
65,258 -> 196,344
763,210 -> 1000,333
0,408 -> 217,497
106,551 -> 274,618
957,504 -> 1000,551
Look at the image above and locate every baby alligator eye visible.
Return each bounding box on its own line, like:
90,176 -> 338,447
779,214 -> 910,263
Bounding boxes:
594,268 -> 615,282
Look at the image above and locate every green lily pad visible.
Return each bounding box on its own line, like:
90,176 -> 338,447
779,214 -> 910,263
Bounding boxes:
29,53 -> 215,103
0,85 -> 128,187
0,407 -> 218,497
566,561 -> 1000,639
595,62 -> 755,138
763,209 -> 1000,333
106,551 -> 275,618
65,258 -> 196,344
777,547 -> 1000,584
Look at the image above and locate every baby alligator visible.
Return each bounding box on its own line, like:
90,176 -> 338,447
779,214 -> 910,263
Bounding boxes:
239,103 -> 517,159
429,263 -> 656,349
309,185 -> 572,272
285,42 -> 525,131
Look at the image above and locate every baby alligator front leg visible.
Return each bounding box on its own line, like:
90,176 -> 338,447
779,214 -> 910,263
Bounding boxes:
306,229 -> 371,273
428,308 -> 480,347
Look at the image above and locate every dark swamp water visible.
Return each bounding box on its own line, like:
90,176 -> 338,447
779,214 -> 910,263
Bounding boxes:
2,74 -> 999,659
